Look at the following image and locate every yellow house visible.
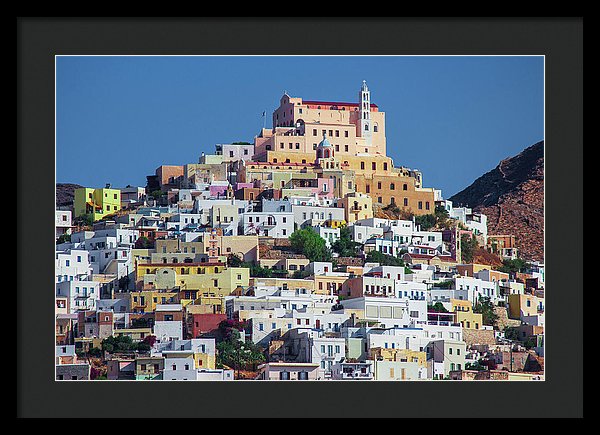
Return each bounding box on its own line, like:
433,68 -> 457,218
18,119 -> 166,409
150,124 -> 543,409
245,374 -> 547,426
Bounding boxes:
451,299 -> 483,330
136,262 -> 250,298
339,192 -> 373,224
113,328 -> 153,341
162,350 -> 216,370
371,347 -> 427,367
74,187 -> 122,221
127,290 -> 179,313
314,274 -> 349,296
456,263 -> 492,277
508,293 -> 544,320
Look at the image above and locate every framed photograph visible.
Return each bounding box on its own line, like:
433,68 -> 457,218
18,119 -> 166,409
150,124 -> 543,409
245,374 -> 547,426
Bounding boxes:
18,17 -> 582,419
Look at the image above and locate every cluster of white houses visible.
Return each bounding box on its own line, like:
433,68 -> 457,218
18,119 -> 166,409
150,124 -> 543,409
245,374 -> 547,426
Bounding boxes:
56,82 -> 544,381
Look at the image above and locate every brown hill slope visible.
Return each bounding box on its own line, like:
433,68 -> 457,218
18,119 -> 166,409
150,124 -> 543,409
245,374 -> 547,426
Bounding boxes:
449,141 -> 544,262
56,183 -> 83,208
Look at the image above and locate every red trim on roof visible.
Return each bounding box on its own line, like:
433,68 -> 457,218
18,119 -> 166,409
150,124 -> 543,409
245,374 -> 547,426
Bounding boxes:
303,100 -> 378,108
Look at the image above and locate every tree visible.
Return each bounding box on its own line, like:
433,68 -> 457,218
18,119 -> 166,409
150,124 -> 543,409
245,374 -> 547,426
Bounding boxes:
496,258 -> 530,275
135,236 -> 153,249
473,296 -> 499,327
118,275 -> 130,291
428,302 -> 449,313
503,326 -> 521,342
435,280 -> 454,289
56,233 -> 71,244
101,335 -> 154,353
227,254 -> 245,267
331,225 -> 360,257
142,335 -> 157,348
433,205 -> 453,229
465,361 -> 486,371
289,227 -> 332,262
460,233 -> 479,263
414,214 -> 437,231
216,328 -> 266,375
150,190 -> 163,200
365,250 -> 404,267
74,214 -> 94,227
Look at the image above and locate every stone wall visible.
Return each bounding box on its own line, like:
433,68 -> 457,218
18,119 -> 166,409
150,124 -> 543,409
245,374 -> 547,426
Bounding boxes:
462,328 -> 496,346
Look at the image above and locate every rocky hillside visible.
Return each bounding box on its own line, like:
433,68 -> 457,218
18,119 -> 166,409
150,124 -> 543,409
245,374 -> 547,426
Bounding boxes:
449,141 -> 544,262
56,183 -> 82,208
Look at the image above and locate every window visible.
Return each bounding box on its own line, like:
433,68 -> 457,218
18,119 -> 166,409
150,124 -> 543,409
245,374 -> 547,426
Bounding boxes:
449,348 -> 453,355
403,183 -> 408,191
425,201 -> 430,210
259,323 -> 264,331
361,162 -> 365,170
418,201 -> 423,210
372,162 -> 376,170
390,183 -> 395,190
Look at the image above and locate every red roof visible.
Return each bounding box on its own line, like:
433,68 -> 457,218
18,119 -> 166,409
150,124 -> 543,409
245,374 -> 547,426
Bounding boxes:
303,100 -> 379,109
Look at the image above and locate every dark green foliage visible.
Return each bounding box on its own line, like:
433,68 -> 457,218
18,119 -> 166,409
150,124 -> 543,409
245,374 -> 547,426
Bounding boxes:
74,214 -> 94,227
88,347 -> 103,358
135,236 -> 153,249
289,227 -> 332,262
414,214 -> 437,231
56,233 -> 71,244
503,326 -> 521,342
365,250 -> 404,267
495,258 -> 530,275
101,334 -> 154,353
465,361 -> 487,371
473,296 -> 499,327
150,190 -> 163,200
435,280 -> 454,289
428,302 -> 449,313
460,233 -> 479,263
331,225 -> 360,257
216,328 -> 265,371
118,275 -> 130,290
227,255 -> 273,277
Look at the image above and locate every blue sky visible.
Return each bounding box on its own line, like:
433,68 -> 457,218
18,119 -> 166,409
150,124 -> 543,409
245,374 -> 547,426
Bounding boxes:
56,56 -> 543,197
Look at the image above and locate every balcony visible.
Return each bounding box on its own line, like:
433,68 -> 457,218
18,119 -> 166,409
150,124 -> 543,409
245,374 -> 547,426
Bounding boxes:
341,372 -> 373,379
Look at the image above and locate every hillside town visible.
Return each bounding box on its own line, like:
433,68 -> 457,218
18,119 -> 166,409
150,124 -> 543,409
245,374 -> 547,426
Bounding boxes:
55,81 -> 544,381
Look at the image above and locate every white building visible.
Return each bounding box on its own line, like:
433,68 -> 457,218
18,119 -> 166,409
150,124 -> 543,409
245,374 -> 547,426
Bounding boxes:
56,279 -> 101,313
450,207 -> 488,240
55,210 -> 73,238
292,204 -> 346,228
241,211 -> 294,238
55,249 -> 92,283
315,226 -> 340,248
341,296 -> 428,329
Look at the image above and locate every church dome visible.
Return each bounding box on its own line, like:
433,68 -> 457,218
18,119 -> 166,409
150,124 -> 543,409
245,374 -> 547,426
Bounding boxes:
318,133 -> 332,148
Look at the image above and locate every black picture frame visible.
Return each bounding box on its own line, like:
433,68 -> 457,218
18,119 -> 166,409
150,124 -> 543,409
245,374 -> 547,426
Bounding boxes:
18,17 -> 583,419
